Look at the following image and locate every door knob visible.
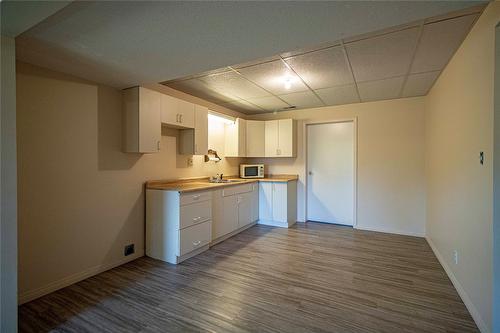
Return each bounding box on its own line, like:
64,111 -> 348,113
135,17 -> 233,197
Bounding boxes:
308,171 -> 313,175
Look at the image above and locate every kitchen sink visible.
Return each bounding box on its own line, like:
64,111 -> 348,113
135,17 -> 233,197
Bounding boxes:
209,179 -> 244,184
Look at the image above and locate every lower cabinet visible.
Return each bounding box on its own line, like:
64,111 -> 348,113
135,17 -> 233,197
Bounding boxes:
212,183 -> 259,243
146,180 -> 294,265
258,181 -> 297,227
146,189 -> 212,264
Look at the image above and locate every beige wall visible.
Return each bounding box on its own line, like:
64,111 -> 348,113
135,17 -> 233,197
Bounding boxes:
1,35 -> 18,332
425,3 -> 500,332
16,62 -> 242,303
247,97 -> 426,237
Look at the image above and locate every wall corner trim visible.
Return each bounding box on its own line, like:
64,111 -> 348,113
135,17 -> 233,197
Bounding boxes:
426,236 -> 490,333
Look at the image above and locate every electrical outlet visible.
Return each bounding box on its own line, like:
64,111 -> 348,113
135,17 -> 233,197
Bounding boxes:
124,244 -> 135,256
453,250 -> 458,265
187,156 -> 193,167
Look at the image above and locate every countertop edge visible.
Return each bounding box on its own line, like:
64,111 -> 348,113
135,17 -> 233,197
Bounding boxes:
146,175 -> 298,192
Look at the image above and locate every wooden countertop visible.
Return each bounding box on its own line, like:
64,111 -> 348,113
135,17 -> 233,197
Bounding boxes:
146,175 -> 298,193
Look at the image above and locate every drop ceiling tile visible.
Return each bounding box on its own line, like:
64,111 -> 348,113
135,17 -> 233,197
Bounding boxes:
231,55 -> 281,69
344,21 -> 420,43
236,60 -> 309,95
198,71 -> 270,100
346,27 -> 419,82
165,78 -> 238,103
284,46 -> 353,89
220,99 -> 263,114
278,91 -> 324,109
246,95 -> 289,112
358,76 -> 405,102
402,71 -> 440,97
411,14 -> 477,73
315,84 -> 359,106
280,41 -> 341,58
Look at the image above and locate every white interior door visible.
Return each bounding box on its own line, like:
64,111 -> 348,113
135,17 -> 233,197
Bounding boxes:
307,121 -> 354,226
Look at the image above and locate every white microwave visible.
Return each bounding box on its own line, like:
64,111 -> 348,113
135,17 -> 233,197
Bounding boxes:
240,164 -> 264,178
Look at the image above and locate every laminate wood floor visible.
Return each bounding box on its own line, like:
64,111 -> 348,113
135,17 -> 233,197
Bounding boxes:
19,223 -> 478,333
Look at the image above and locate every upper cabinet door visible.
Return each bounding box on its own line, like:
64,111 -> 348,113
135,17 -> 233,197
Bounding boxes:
177,99 -> 195,128
122,86 -> 161,153
225,118 -> 246,157
160,94 -> 178,126
194,105 -> 208,155
160,94 -> 195,129
238,118 -> 246,157
246,120 -> 265,157
265,120 -> 279,157
278,119 -> 296,157
139,88 -> 162,153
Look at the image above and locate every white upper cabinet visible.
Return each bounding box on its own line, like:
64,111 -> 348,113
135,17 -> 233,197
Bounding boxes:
265,119 -> 296,157
160,94 -> 178,125
179,105 -> 208,155
265,120 -> 279,157
246,120 -> 266,157
194,105 -> 208,155
225,118 -> 246,157
177,99 -> 195,128
122,86 -> 161,153
277,119 -> 296,157
160,94 -> 195,128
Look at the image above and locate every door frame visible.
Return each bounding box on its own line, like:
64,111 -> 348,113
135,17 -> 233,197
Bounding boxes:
303,118 -> 358,228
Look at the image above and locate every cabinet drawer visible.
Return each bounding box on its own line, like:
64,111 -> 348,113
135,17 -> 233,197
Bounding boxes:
180,200 -> 212,229
179,220 -> 211,256
180,191 -> 211,205
222,183 -> 253,197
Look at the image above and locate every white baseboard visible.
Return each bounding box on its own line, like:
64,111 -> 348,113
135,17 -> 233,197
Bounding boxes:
19,250 -> 144,305
426,236 -> 489,333
355,225 -> 425,237
258,219 -> 291,228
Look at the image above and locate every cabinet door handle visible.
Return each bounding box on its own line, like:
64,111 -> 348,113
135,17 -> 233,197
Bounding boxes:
193,240 -> 201,246
192,195 -> 200,200
176,114 -> 180,123
192,216 -> 202,221
179,114 -> 183,123
157,140 -> 160,151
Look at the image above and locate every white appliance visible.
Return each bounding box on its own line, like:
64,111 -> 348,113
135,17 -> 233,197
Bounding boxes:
240,164 -> 265,178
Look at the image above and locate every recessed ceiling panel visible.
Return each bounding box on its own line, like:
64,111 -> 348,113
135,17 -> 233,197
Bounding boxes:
279,91 -> 324,109
284,46 -> 353,89
166,78 -> 238,103
159,5 -> 483,114
220,99 -> 263,114
358,76 -> 405,102
246,95 -> 289,111
346,27 -> 419,82
198,71 -> 270,100
315,84 -> 359,106
410,14 -> 477,73
402,71 -> 440,97
236,60 -> 309,95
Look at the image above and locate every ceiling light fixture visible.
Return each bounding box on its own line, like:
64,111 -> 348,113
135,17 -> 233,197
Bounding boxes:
284,77 -> 292,90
